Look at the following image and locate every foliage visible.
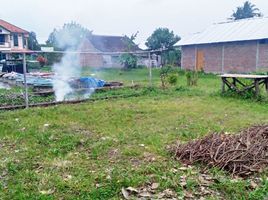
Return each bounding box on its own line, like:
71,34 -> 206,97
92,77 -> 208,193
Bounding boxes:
146,28 -> 180,50
162,49 -> 181,66
45,52 -> 63,66
119,53 -> 138,69
160,65 -> 173,88
122,32 -> 139,52
46,22 -> 92,50
28,32 -> 41,50
119,33 -> 139,69
186,70 -> 198,86
230,1 -> 262,20
167,73 -> 178,86
36,55 -> 47,67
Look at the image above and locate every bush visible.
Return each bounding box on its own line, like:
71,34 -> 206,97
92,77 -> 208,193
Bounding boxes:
186,70 -> 198,86
160,65 -> 180,88
168,74 -> 178,86
160,65 -> 172,88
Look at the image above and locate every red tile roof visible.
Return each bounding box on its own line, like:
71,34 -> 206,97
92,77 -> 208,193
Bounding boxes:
0,19 -> 28,34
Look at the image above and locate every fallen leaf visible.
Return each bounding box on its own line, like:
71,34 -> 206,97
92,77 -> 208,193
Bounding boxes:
138,191 -> 152,198
250,181 -> 258,189
200,186 -> 212,195
151,182 -> 159,190
126,187 -> 138,193
180,176 -> 187,187
184,191 -> 194,198
63,174 -> 72,181
106,175 -> 111,180
162,189 -> 176,198
178,167 -> 189,171
121,188 -> 130,200
198,175 -> 212,186
171,168 -> 178,173
40,189 -> 55,195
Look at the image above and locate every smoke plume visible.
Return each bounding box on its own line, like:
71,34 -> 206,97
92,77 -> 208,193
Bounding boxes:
52,52 -> 81,101
51,23 -> 88,101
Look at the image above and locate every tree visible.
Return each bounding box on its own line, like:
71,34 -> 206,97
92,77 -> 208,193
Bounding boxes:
162,49 -> 181,66
46,22 -> 92,50
230,1 -> 262,20
146,28 -> 180,66
119,32 -> 139,69
28,31 -> 41,50
145,28 -> 180,50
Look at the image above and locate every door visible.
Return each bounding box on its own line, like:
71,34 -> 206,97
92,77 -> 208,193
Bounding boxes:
196,50 -> 204,71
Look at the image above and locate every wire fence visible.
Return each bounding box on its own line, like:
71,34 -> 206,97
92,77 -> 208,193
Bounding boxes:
0,50 -> 164,109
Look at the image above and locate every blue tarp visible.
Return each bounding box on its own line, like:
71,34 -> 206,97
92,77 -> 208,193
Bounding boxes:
79,77 -> 106,88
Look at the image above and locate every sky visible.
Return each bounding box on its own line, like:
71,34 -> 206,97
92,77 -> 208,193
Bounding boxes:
0,0 -> 268,48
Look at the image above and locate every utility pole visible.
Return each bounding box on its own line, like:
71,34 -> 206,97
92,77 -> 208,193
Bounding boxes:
23,53 -> 29,108
148,52 -> 152,87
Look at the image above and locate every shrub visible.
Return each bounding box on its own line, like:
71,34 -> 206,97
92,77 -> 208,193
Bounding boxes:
186,70 -> 198,86
168,74 -> 178,86
160,65 -> 172,88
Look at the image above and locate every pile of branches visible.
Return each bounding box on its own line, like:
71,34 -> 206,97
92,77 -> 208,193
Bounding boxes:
171,125 -> 268,177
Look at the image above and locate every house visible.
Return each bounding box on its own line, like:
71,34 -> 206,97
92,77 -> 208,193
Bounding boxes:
79,34 -> 154,68
177,17 -> 268,73
0,19 -> 31,73
0,19 -> 29,60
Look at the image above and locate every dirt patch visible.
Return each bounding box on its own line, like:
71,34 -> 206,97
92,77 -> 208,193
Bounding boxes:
170,125 -> 268,177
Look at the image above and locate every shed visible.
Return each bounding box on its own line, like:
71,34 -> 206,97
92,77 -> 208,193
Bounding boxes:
177,17 -> 268,73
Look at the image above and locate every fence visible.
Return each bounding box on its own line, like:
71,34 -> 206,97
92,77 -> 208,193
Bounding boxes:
0,49 -> 165,109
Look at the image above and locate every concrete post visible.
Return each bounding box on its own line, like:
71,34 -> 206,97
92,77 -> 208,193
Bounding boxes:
23,53 -> 29,108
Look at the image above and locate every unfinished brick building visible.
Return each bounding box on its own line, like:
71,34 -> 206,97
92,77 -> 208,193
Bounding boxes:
177,17 -> 268,73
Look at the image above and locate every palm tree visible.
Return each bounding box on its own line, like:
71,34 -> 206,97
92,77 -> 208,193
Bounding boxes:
231,1 -> 262,20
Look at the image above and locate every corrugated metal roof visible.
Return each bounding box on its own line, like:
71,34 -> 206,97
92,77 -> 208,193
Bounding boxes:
177,17 -> 268,46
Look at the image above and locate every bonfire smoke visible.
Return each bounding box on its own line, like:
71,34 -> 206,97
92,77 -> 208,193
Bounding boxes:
52,52 -> 81,101
52,26 -> 83,101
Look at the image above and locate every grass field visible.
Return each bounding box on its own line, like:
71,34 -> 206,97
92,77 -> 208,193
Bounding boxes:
0,68 -> 268,199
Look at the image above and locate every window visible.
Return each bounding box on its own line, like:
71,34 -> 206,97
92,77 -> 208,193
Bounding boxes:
0,35 -> 5,44
23,36 -> 27,47
13,34 -> 18,46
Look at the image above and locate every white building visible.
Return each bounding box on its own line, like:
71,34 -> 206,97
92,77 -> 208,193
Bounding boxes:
0,19 -> 29,60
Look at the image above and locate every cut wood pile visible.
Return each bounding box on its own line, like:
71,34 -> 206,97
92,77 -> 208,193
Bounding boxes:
171,125 -> 268,177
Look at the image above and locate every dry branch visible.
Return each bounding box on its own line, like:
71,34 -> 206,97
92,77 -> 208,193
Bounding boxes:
171,125 -> 268,177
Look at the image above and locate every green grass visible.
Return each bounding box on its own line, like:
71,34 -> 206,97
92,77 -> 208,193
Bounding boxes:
0,68 -> 268,199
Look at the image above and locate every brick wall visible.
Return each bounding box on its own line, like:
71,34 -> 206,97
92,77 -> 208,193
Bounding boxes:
79,39 -> 104,67
258,43 -> 268,71
181,46 -> 196,70
224,41 -> 256,73
181,40 -> 268,73
80,53 -> 104,68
